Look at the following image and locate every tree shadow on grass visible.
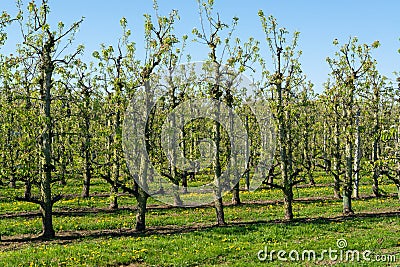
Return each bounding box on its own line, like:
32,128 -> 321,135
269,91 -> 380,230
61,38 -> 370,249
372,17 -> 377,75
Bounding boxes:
1,210 -> 399,250
1,193 -> 397,220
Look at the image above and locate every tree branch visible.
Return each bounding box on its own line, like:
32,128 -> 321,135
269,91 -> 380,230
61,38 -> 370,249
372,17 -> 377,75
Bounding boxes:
16,196 -> 43,206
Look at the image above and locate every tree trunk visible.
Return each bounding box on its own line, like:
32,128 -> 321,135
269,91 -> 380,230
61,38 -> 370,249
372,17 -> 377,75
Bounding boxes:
40,200 -> 55,238
40,38 -> 56,238
353,109 -> 361,199
307,170 -> 315,186
228,94 -> 240,206
214,196 -> 226,225
109,185 -> 118,210
372,171 -> 381,197
189,127 -> 196,182
333,109 -> 341,199
182,171 -> 188,193
58,158 -> 67,186
109,58 -> 123,210
283,117 -> 294,220
135,187 -> 148,231
109,105 -> 120,209
82,166 -> 91,198
244,115 -> 250,191
267,170 -> 274,187
245,171 -> 250,191
134,79 -> 152,230
213,149 -> 226,225
277,76 -> 293,221
105,116 -> 116,208
281,131 -> 293,220
333,173 -> 341,199
283,187 -> 293,220
323,120 -> 329,174
81,126 -> 92,198
342,192 -> 352,215
40,122 -> 55,239
371,114 -> 381,197
213,87 -> 225,225
181,115 -> 188,194
168,87 -> 182,207
231,182 -> 241,206
58,132 -> 67,186
9,178 -> 16,188
343,81 -> 356,215
81,87 -> 92,198
173,184 -> 183,206
343,138 -> 354,215
24,180 -> 31,200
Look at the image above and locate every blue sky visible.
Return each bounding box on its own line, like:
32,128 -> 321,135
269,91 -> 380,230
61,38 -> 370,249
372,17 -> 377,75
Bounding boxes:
1,0 -> 399,92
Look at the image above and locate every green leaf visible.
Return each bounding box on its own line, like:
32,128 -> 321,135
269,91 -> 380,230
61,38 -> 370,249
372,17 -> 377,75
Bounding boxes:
58,21 -> 64,29
371,40 -> 380,48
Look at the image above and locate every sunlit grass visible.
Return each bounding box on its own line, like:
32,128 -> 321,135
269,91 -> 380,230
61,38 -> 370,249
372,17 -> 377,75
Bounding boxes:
1,189 -> 398,237
0,174 -> 399,266
1,216 -> 399,266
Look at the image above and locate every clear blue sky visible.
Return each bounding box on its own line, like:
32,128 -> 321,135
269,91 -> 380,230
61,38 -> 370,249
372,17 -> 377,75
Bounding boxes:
1,0 -> 399,92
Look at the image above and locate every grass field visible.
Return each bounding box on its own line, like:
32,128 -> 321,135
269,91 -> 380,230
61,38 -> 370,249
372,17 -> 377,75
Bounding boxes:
0,175 -> 399,266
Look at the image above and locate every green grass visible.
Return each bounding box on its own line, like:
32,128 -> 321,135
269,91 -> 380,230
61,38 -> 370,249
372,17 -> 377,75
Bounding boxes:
0,176 -> 399,266
1,216 -> 399,266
